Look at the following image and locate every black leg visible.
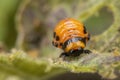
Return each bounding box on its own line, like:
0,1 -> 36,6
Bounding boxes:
59,49 -> 91,58
59,52 -> 69,58
83,49 -> 92,54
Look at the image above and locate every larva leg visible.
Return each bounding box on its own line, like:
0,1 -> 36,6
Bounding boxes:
83,49 -> 92,54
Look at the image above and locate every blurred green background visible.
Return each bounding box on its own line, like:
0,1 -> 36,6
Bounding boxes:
0,0 -> 113,52
0,0 -> 20,49
0,0 -> 119,80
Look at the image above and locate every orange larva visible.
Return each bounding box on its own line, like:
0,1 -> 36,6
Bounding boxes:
52,18 -> 91,57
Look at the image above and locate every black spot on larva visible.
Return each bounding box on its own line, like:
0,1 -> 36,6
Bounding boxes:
55,43 -> 58,47
83,26 -> 87,34
60,43 -> 63,46
53,32 -> 56,38
81,37 -> 86,45
56,36 -> 59,41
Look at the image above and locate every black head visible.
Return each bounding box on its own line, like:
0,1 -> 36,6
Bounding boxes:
68,48 -> 83,57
